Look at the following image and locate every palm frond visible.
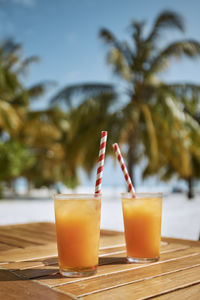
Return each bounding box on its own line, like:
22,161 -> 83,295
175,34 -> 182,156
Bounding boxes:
11,90 -> 29,107
167,82 -> 200,92
148,40 -> 200,75
28,81 -> 57,99
130,21 -> 145,44
166,97 -> 200,133
99,29 -> 117,44
1,39 -> 22,57
0,39 -> 22,69
146,10 -> 184,42
0,99 -> 21,131
100,28 -> 134,66
163,40 -> 200,58
50,83 -> 116,107
26,107 -> 67,123
107,48 -> 131,80
16,56 -> 40,75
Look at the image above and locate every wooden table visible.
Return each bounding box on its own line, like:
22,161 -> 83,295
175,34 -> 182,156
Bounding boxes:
0,222 -> 199,299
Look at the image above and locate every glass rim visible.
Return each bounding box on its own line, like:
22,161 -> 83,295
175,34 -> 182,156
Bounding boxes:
121,192 -> 163,198
53,193 -> 101,200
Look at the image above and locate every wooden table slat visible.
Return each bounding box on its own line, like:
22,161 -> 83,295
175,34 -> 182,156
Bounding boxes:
0,222 -> 55,233
0,243 -> 57,263
0,257 -> 58,271
0,270 -> 77,300
0,222 -> 199,300
33,246 -> 200,286
154,283 -> 200,300
0,227 -> 56,244
81,266 -> 200,299
161,237 -> 200,247
0,233 -> 39,248
54,253 -> 200,297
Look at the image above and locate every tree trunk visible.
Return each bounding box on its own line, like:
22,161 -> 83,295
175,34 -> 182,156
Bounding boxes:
11,180 -> 16,195
127,130 -> 136,189
187,178 -> 194,199
27,181 -> 33,195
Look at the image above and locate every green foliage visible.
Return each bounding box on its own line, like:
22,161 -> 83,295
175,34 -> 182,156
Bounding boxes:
0,39 -> 61,192
0,140 -> 35,181
51,10 -> 200,197
1,11 -> 200,196
98,10 -> 200,192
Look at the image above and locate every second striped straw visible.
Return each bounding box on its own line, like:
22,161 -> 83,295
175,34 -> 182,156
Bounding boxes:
113,143 -> 136,198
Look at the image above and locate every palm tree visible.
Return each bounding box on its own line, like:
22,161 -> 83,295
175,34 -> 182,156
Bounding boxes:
51,85 -> 121,181
144,84 -> 200,198
51,91 -> 119,186
51,10 -> 200,193
18,108 -> 67,189
98,10 -> 200,184
0,38 -> 55,137
0,39 -> 57,193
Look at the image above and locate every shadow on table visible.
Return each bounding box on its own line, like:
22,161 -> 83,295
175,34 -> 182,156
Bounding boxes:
0,256 -> 128,281
99,256 -> 127,265
0,269 -> 59,281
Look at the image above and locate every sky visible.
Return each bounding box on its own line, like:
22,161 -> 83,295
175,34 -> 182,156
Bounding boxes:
1,0 -> 200,189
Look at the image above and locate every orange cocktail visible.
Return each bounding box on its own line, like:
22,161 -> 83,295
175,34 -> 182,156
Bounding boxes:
122,193 -> 162,263
54,194 -> 101,277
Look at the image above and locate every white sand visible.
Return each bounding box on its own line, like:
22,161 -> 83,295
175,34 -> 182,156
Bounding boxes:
0,189 -> 199,240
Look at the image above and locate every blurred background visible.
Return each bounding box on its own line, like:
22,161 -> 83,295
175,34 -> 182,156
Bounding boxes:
0,0 -> 199,239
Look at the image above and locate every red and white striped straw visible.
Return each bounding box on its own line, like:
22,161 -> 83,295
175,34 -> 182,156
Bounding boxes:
95,131 -> 108,195
113,143 -> 136,198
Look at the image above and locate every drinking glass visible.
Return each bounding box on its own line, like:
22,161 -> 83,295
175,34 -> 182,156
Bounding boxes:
54,193 -> 101,277
121,193 -> 162,263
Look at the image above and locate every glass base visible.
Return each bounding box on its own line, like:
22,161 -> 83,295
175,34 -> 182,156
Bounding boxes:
60,267 -> 97,277
127,256 -> 159,263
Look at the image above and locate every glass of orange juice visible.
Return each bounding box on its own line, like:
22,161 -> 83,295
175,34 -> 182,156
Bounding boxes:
121,193 -> 162,263
54,193 -> 101,277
